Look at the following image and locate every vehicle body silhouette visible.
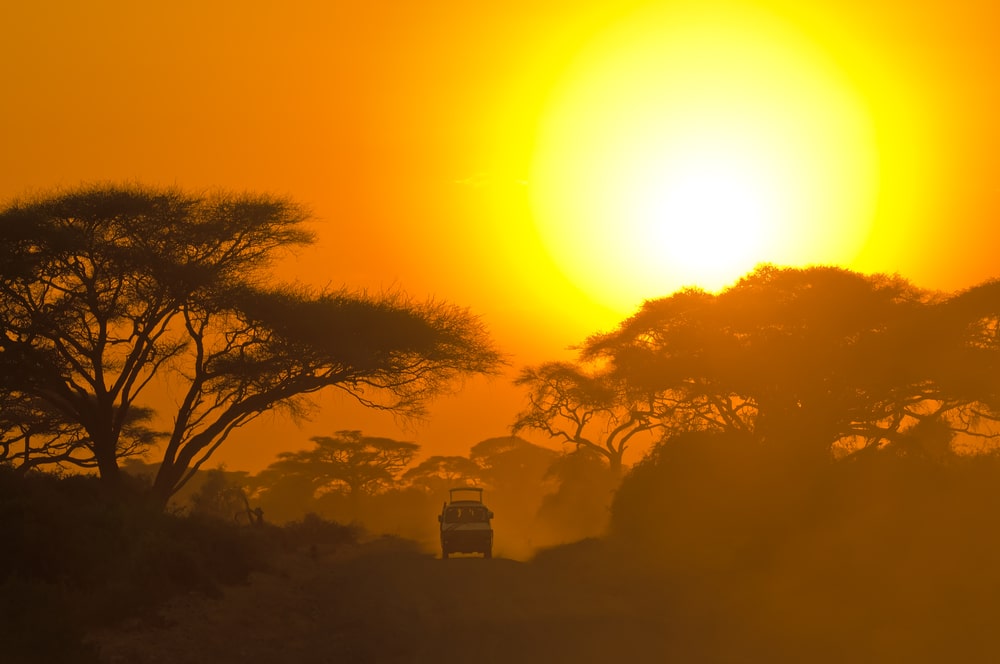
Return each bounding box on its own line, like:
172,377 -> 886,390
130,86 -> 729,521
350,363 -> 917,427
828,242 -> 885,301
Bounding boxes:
438,487 -> 494,559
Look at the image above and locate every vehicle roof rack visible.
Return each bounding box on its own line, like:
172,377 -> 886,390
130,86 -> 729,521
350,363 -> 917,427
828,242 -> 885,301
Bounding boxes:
448,487 -> 484,503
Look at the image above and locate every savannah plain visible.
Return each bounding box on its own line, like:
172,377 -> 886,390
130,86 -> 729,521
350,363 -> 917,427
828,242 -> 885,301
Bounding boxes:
5,1 -> 1000,662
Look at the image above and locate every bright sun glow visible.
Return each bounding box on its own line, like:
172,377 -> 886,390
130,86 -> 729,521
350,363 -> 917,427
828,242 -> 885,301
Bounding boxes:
530,0 -> 880,311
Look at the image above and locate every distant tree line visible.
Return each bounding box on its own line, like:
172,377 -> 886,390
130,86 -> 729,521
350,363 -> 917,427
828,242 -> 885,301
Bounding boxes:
163,431 -> 615,554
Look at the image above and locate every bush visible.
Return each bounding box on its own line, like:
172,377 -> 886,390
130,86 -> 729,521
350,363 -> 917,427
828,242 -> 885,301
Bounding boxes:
280,511 -> 362,555
606,432 -> 1000,660
0,468 -> 305,661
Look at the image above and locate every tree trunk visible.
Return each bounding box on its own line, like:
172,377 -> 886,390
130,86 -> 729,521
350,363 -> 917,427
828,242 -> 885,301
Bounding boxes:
150,461 -> 185,510
608,454 -> 624,480
93,437 -> 122,490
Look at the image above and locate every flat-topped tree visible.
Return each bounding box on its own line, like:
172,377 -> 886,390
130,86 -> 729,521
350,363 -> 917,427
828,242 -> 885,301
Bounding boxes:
261,431 -> 421,500
584,265 -> 1000,462
0,184 -> 503,504
516,265 -> 1000,470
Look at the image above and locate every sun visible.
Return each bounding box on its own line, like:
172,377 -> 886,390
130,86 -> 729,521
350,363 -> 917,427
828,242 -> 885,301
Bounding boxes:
529,0 -> 880,311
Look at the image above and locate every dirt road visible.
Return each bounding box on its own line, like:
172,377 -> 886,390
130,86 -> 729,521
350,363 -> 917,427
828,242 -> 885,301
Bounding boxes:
91,539 -> 669,664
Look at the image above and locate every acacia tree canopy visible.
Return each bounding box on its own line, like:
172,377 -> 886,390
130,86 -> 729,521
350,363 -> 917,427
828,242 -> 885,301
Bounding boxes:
403,454 -> 483,494
0,184 -> 503,503
469,435 -> 560,492
518,265 -> 1000,465
257,430 -> 420,499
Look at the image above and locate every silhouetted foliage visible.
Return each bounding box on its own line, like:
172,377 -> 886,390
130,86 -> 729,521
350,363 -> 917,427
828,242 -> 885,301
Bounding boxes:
603,424 -> 1000,661
245,433 -> 607,556
504,265 -> 1000,659
260,430 -> 419,498
470,436 -> 559,492
0,391 -> 88,469
0,183 -> 503,505
513,362 -> 655,475
576,265 -> 1000,461
0,386 -> 162,473
536,447 -> 617,540
254,430 -> 421,525
0,466 -> 300,663
278,511 -> 361,555
249,461 -> 324,524
188,465 -> 253,522
611,429 -> 811,572
403,454 -> 483,494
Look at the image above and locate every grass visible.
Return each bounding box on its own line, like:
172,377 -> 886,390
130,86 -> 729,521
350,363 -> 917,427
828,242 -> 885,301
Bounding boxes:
0,467 -> 360,663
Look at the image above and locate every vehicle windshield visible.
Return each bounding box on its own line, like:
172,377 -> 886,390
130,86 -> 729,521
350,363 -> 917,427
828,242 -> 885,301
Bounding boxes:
444,506 -> 488,523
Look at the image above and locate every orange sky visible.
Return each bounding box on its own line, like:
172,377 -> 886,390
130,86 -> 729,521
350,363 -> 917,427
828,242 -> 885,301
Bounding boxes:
2,0 -> 999,471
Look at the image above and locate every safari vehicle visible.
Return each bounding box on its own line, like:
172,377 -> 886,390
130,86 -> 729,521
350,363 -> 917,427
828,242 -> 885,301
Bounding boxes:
438,487 -> 494,559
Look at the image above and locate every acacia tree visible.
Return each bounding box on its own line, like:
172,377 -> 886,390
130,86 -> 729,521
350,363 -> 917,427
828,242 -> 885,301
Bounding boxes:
0,388 -> 80,470
257,431 -> 419,503
468,435 -> 560,501
0,392 -> 160,474
403,454 -> 483,494
512,362 -> 657,476
0,184 -> 502,504
582,265 -> 1000,461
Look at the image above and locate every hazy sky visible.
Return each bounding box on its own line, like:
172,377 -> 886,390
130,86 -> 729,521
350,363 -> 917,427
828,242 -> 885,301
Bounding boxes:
2,0 -> 999,469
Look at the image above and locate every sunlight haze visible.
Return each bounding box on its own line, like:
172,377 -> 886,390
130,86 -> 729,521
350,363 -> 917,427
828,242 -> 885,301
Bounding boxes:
531,0 -> 879,306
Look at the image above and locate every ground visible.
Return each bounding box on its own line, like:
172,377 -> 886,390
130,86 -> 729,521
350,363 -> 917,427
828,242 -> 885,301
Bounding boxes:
89,538 -> 666,664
